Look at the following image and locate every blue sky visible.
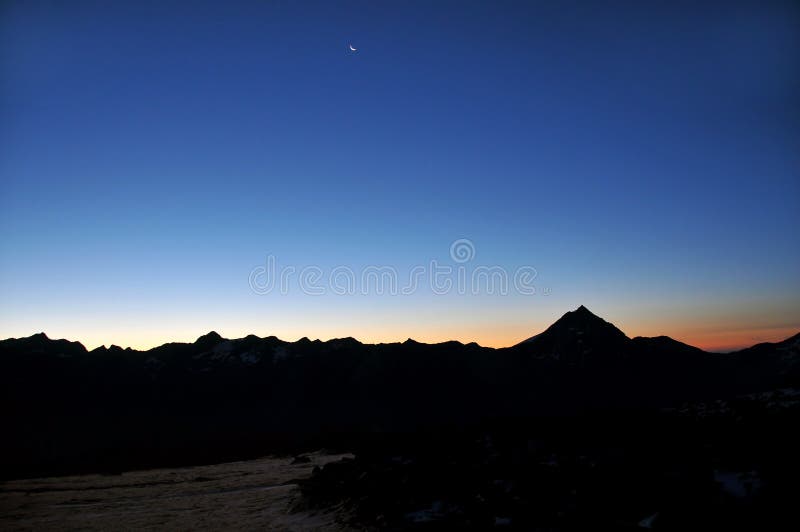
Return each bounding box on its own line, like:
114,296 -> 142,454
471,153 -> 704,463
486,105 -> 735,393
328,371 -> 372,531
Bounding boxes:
1,0 -> 798,350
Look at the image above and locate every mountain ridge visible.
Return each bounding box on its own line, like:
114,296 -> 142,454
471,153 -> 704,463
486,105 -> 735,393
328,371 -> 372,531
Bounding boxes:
1,305 -> 798,479
3,305 -> 796,356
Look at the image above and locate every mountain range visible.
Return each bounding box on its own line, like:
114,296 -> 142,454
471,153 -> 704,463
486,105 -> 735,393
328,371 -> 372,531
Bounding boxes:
1,306 -> 798,479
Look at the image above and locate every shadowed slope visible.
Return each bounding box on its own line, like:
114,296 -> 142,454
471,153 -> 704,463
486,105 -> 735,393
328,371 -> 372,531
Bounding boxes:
0,307 -> 797,479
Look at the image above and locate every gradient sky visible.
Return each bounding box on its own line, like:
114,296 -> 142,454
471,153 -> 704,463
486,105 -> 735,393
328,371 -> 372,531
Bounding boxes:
1,0 -> 799,352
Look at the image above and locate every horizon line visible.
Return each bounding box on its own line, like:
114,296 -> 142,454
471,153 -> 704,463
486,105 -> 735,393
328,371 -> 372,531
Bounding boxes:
5,305 -> 798,355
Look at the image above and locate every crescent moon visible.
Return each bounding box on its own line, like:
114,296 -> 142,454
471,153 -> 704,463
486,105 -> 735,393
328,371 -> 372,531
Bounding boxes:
349,44 -> 357,52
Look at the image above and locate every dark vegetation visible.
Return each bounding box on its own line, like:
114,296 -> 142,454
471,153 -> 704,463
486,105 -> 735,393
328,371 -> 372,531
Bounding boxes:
300,398 -> 799,529
2,306 -> 798,529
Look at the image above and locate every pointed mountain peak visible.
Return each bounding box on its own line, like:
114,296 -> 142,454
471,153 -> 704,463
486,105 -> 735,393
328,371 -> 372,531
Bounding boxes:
515,306 -> 629,362
552,305 -> 612,328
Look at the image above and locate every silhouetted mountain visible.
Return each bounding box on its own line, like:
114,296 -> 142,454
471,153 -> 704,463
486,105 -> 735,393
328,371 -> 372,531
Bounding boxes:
630,334 -> 705,354
0,306 -> 797,480
514,305 -> 629,365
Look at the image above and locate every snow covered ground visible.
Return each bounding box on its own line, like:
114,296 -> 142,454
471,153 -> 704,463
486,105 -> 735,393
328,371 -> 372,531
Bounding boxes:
0,451 -> 352,530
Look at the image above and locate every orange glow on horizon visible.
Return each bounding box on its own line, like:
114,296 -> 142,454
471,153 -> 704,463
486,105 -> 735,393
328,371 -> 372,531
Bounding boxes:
19,321 -> 798,354
664,325 -> 800,352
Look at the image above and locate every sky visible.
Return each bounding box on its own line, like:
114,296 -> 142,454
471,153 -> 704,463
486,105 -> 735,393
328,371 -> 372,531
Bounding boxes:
1,0 -> 799,352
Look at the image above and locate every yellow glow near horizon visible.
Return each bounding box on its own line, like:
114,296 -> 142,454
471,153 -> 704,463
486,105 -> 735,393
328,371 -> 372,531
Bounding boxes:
5,318 -> 796,354
1,297 -> 797,353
